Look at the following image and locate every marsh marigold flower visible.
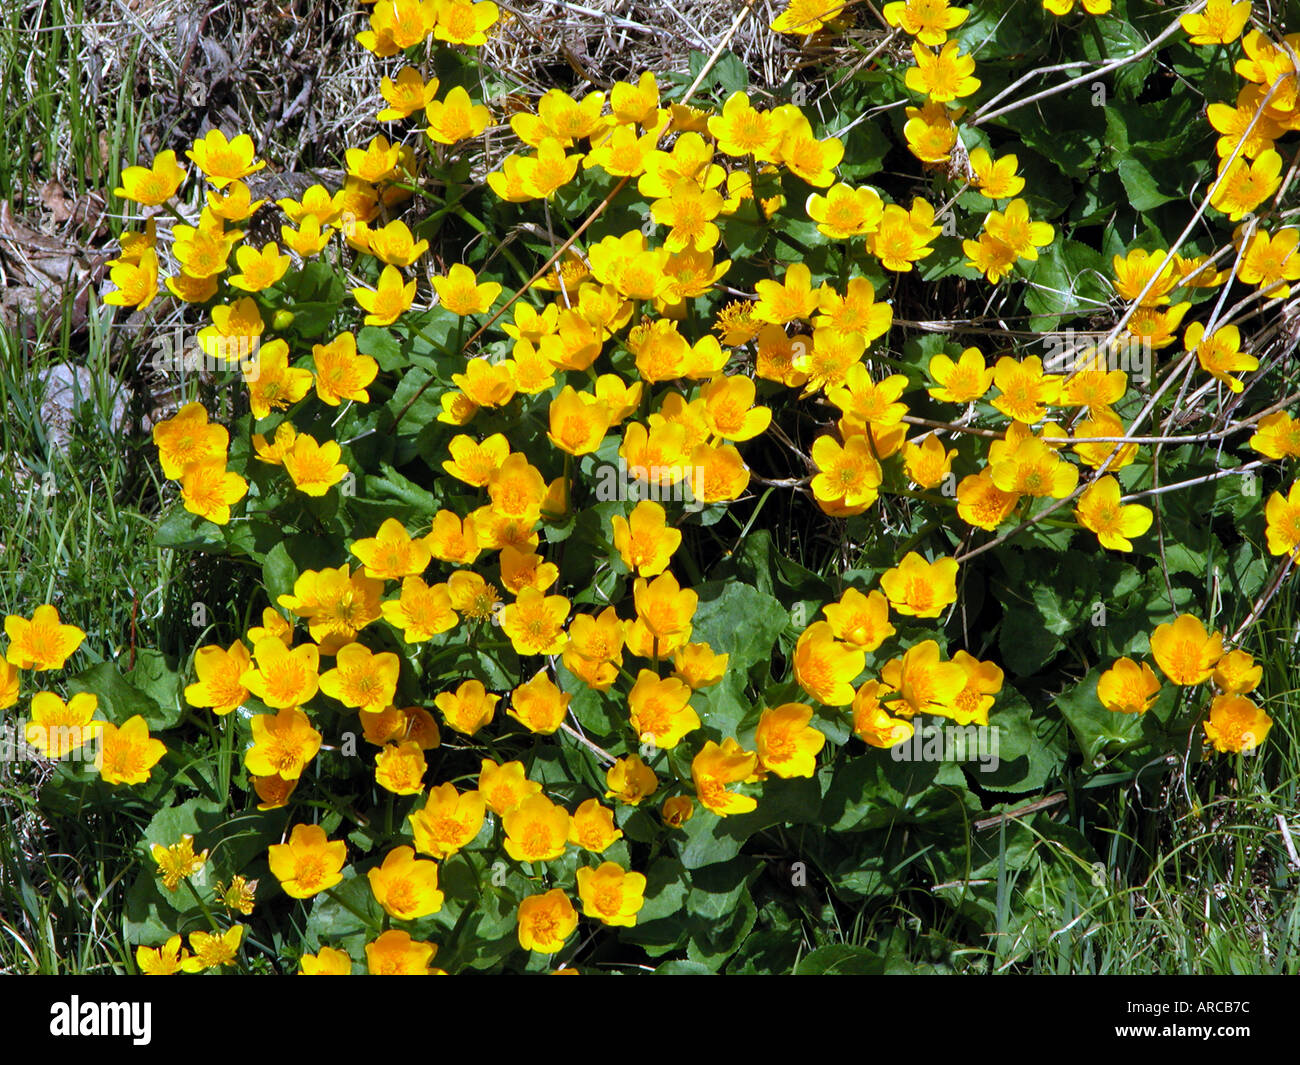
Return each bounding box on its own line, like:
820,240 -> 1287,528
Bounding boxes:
1150,615 -> 1224,685
137,936 -> 189,976
479,758 -> 543,816
517,889 -> 578,953
503,794 -> 572,863
181,925 -> 244,971
152,834 -> 209,892
605,754 -> 658,805
245,706 -> 322,781
434,679 -> 498,737
692,738 -> 758,816
1203,693 -> 1272,753
880,552 -> 959,619
366,930 -> 438,975
25,691 -> 101,758
793,621 -> 864,706
1075,475 -> 1153,552
410,783 -> 486,859
576,862 -> 647,927
299,946 -> 352,975
1097,657 -> 1161,715
5,604 -> 85,671
756,703 -> 826,778
368,845 -> 444,920
97,716 -> 166,786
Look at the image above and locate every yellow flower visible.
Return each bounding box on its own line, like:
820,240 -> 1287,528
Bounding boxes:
568,798 -> 623,852
627,669 -> 700,750
1203,693 -> 1272,754
282,433 -> 350,496
605,754 -> 658,805
319,642 -> 400,714
1043,0 -> 1111,13
956,469 -> 1020,530
0,656 -> 17,710
1180,0 -> 1252,45
968,148 -> 1024,199
903,434 -> 958,489
299,946 -> 352,975
365,930 -> 438,975
268,824 -> 346,899
755,703 -> 826,778
218,874 -> 257,915
1211,150 -> 1282,221
434,679 -> 499,737
771,0 -> 846,34
25,691 -> 101,758
241,639 -> 320,711
905,40 -> 980,102
793,621 -> 864,706
928,347 -> 993,403
869,198 -> 940,271
509,669 -> 571,734
366,219 -> 430,267
671,642 -> 729,690
151,834 -> 209,892
313,331 -> 379,406
810,434 -> 882,514
982,199 -> 1054,263
754,263 -> 825,325
425,85 -> 492,145
879,552 -> 960,619
1184,322 -> 1258,393
1150,615 -> 1224,685
137,935 -> 189,976
353,264 -> 416,326
368,846 -> 444,920
381,577 -> 458,643
244,339 -> 313,420
410,783 -> 486,859
691,738 -> 758,816
432,263 -> 501,316
281,215 -> 333,257
184,640 -> 251,715
180,461 -> 248,525
1235,227 -> 1300,299
244,706 -> 322,780
501,587 -> 570,656
883,0 -> 969,45
610,501 -> 680,577
963,231 -> 1019,284
5,604 -> 85,671
114,150 -> 186,204
1250,411 -> 1300,459
351,518 -> 432,580
822,589 -> 894,652
576,862 -> 647,927
880,640 -> 967,718
97,715 -> 167,786
1074,475 -> 1153,552
103,248 -> 159,309
517,889 -> 578,953
661,795 -> 695,828
503,794 -> 572,863
278,566 -> 382,654
181,925 -> 244,972
547,386 -> 612,456
378,67 -> 440,121
186,130 -> 265,188
1213,649 -> 1263,695
852,680 -> 914,748
479,758 -> 543,816
990,435 -> 1078,499
1265,481 -> 1300,557
805,183 -> 884,240
229,241 -> 290,292
903,101 -> 958,164
1097,657 -> 1161,715
707,91 -> 781,160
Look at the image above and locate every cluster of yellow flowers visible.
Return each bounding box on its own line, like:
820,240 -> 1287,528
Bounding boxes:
1098,615 -> 1271,754
92,0 -> 1298,971
1,606 -> 166,783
